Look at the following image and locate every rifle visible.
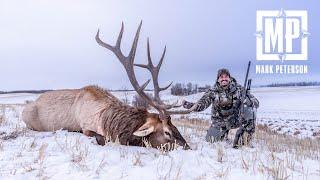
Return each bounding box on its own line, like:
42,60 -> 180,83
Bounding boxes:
233,61 -> 252,148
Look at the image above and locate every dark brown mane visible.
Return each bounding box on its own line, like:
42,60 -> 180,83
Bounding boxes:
101,103 -> 149,146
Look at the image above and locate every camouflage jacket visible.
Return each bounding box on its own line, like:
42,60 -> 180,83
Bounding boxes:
184,78 -> 259,123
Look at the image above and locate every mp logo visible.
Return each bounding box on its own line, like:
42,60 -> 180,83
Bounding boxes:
256,9 -> 309,61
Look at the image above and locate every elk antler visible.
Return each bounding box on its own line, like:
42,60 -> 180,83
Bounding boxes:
96,22 -> 165,112
96,21 -> 199,120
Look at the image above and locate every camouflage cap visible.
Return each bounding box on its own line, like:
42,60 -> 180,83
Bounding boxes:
217,68 -> 231,80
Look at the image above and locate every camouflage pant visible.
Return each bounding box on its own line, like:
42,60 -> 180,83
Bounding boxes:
205,114 -> 240,142
233,106 -> 257,147
205,106 -> 256,144
205,124 -> 227,143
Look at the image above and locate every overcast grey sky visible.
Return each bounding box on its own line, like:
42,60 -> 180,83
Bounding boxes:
0,0 -> 319,91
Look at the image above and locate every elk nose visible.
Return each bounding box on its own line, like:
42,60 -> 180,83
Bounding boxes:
183,144 -> 191,150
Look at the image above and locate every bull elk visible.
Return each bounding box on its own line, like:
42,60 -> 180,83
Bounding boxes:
22,21 -> 199,150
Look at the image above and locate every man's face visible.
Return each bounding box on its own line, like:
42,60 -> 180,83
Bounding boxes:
218,74 -> 231,87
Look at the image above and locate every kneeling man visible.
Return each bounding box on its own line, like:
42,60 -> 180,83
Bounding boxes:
183,69 -> 259,147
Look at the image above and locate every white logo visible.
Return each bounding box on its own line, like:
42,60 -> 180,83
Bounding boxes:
256,9 -> 309,61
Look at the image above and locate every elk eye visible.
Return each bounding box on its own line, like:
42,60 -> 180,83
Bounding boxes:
165,131 -> 171,137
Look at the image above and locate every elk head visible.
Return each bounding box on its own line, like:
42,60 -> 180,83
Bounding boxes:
96,21 -> 199,150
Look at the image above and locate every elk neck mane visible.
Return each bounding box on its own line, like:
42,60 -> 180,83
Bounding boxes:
82,85 -> 149,144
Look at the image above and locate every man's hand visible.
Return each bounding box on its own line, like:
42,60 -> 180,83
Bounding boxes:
182,100 -> 194,109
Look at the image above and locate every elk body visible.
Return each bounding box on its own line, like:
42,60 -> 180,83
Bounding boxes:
22,86 -> 187,148
22,21 -> 198,149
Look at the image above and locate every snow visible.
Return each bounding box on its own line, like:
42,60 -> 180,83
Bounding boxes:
0,86 -> 319,179
253,86 -> 320,137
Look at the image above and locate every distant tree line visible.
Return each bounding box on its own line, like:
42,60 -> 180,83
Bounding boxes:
170,83 -> 211,96
0,90 -> 52,94
261,82 -> 320,87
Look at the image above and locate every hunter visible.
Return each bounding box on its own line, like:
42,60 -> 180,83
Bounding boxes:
183,68 -> 259,148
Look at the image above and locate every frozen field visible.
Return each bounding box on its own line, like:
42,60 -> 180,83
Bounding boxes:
253,86 -> 320,137
0,86 -> 319,179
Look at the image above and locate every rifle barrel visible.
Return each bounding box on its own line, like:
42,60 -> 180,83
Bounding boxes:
243,61 -> 251,90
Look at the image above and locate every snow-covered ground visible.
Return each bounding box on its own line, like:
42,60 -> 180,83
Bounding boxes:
0,86 -> 319,179
253,86 -> 320,137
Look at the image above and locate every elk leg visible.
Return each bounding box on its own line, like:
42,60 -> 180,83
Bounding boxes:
83,130 -> 105,146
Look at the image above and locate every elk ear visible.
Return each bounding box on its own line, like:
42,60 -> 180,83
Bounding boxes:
133,118 -> 156,137
133,126 -> 154,137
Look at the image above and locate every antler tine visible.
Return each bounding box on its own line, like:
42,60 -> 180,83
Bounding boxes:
157,45 -> 166,69
159,81 -> 173,91
134,38 -> 154,70
147,38 -> 154,68
167,104 -> 183,109
96,29 -> 113,51
96,25 -> 126,64
165,102 -> 199,115
139,79 -> 151,92
164,100 -> 183,109
128,21 -> 143,65
152,44 -> 173,93
154,46 -> 173,93
115,22 -> 124,49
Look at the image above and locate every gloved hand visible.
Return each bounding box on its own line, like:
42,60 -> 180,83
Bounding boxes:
182,100 -> 194,109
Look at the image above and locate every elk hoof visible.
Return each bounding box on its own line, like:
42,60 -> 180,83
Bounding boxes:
95,134 -> 106,146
